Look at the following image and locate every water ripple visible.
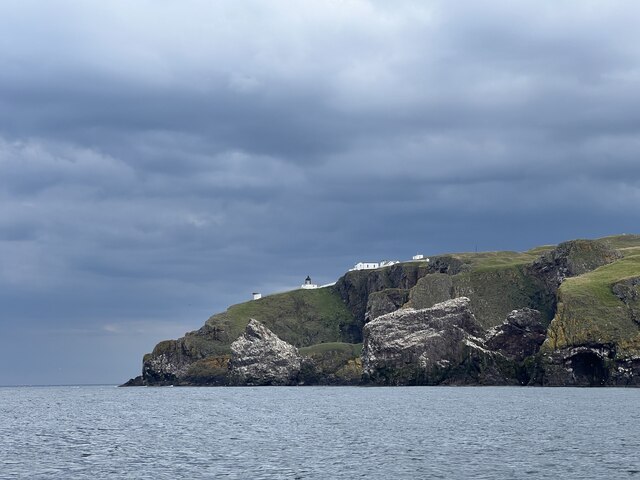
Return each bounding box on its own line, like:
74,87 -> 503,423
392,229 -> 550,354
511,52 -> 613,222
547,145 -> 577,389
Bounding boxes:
0,386 -> 639,479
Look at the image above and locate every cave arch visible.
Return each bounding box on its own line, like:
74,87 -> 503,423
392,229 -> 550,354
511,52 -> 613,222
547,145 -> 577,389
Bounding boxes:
570,351 -> 609,386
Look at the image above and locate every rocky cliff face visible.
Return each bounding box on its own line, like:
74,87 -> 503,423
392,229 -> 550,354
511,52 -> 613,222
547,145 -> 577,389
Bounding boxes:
228,319 -> 303,386
536,251 -> 640,386
537,346 -> 640,386
613,276 -> 640,326
124,234 -> 640,388
362,299 -> 552,386
333,263 -> 431,334
485,308 -> 547,361
362,298 -> 512,385
527,239 -> 621,294
141,337 -> 208,385
364,288 -> 410,323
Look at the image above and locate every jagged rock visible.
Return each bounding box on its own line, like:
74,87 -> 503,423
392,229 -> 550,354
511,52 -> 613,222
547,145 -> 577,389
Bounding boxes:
485,308 -> 546,361
362,297 -> 510,385
228,319 -> 303,385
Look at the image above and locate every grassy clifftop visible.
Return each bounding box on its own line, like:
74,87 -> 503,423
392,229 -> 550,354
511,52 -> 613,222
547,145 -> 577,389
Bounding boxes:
204,287 -> 358,348
135,233 -> 640,386
545,254 -> 640,354
406,250 -> 556,328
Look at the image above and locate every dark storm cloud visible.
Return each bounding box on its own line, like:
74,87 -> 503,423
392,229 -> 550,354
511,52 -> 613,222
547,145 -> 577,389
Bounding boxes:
1,0 -> 639,384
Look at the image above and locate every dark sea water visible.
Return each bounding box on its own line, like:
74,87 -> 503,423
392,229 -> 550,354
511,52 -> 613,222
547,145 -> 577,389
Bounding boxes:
1,386 -> 639,479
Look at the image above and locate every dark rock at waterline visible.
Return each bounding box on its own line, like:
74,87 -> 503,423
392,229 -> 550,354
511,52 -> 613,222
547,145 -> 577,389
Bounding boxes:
120,375 -> 144,387
537,345 -> 640,386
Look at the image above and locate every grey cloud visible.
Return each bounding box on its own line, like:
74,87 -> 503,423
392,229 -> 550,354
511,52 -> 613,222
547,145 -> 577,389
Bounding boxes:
1,1 -> 640,384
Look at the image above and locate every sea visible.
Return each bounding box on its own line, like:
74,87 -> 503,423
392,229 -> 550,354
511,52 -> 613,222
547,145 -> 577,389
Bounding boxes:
1,386 -> 639,479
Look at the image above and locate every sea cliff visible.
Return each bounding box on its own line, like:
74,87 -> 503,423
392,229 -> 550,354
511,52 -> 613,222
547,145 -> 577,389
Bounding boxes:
123,234 -> 640,387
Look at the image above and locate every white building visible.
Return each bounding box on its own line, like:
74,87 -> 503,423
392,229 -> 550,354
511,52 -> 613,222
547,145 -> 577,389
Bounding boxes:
301,275 -> 319,289
412,254 -> 427,261
351,262 -> 380,271
252,292 -> 262,300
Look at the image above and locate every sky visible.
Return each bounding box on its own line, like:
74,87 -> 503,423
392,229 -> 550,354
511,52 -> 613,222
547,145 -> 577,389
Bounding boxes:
1,0 -> 639,385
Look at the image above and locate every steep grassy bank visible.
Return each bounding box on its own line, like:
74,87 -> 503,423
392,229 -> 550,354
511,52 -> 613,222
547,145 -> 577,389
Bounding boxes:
544,254 -> 640,354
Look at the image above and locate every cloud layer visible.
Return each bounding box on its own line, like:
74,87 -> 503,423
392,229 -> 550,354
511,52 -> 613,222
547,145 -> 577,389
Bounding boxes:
1,0 -> 639,384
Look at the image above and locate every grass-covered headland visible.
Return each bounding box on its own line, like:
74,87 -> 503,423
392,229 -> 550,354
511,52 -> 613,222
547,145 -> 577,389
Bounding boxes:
126,234 -> 640,387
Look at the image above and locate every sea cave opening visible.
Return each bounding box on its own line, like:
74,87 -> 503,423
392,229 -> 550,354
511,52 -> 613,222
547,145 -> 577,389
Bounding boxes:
571,351 -> 609,386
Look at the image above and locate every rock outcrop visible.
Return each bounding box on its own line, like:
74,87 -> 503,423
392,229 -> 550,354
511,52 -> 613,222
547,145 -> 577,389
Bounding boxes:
612,276 -> 640,326
527,239 -> 621,293
538,346 -> 640,386
141,339 -> 203,385
485,308 -> 546,361
536,252 -> 640,386
333,263 -> 432,335
364,288 -> 410,323
362,298 -> 511,385
228,319 -> 303,385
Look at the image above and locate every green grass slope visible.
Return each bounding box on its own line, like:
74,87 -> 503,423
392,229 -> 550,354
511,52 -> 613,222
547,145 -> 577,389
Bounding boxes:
544,254 -> 640,355
407,251 -> 555,328
202,287 -> 358,352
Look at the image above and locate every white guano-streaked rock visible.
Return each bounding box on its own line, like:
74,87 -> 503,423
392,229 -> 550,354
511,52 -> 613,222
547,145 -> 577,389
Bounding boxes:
229,319 -> 302,385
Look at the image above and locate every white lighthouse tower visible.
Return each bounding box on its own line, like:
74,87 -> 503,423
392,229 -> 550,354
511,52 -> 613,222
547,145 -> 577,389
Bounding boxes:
301,275 -> 318,289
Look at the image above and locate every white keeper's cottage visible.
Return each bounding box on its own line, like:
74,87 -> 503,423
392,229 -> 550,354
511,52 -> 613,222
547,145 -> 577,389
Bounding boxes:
351,262 -> 380,271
